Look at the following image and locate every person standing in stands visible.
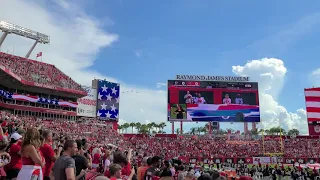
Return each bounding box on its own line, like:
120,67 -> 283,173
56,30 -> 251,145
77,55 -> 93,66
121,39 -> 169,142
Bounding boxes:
17,128 -> 45,180
0,130 -> 10,180
137,157 -> 151,180
73,140 -> 91,180
194,93 -> 206,104
105,149 -> 133,179
144,156 -> 162,180
92,147 -> 102,169
222,94 -> 231,104
109,163 -> 135,180
51,140 -> 86,180
40,129 -> 62,180
103,150 -> 111,173
5,132 -> 23,179
235,94 -> 243,105
184,91 -> 193,104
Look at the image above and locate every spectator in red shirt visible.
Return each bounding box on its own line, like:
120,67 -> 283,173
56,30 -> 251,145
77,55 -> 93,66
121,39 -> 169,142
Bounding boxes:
105,149 -> 133,178
109,163 -> 135,180
137,157 -> 151,180
92,148 -> 102,169
40,130 -> 62,180
5,132 -> 22,179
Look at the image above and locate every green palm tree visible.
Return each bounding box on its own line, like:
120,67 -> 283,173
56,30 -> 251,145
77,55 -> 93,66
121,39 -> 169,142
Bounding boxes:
258,129 -> 264,135
118,125 -> 123,133
287,129 -> 299,136
123,123 -> 130,133
153,124 -> 159,132
175,128 -> 180,134
190,127 -> 196,135
139,124 -> 149,134
147,123 -> 153,133
158,122 -> 166,131
135,122 -> 141,132
129,122 -> 136,133
150,122 -> 157,131
196,127 -> 202,135
251,129 -> 258,136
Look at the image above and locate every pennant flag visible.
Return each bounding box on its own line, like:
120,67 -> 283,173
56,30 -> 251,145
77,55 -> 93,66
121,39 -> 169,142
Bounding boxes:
36,52 -> 42,58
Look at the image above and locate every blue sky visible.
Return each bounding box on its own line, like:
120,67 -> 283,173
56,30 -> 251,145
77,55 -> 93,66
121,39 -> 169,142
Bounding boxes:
2,0 -> 320,133
90,0 -> 320,112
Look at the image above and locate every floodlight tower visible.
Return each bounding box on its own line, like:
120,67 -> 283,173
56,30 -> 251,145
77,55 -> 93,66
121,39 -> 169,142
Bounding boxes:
0,21 -> 50,58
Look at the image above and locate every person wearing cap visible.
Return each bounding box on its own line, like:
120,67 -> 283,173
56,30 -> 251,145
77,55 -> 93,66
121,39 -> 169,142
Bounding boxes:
5,132 -> 22,179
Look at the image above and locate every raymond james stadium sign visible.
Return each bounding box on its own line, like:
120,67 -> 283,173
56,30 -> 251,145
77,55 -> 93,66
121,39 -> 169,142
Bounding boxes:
176,75 -> 249,82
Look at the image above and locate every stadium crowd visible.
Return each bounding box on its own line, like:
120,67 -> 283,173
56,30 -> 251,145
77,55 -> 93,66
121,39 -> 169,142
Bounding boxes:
0,111 -> 318,180
0,52 -> 84,91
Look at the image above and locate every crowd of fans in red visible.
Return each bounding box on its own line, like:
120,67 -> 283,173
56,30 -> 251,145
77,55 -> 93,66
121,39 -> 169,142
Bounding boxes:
0,110 -> 320,160
0,111 -> 318,180
0,52 -> 84,91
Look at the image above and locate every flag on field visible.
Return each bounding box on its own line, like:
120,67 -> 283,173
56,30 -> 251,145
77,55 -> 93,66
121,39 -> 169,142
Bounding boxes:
305,88 -> 320,135
36,52 -> 42,58
96,80 -> 120,120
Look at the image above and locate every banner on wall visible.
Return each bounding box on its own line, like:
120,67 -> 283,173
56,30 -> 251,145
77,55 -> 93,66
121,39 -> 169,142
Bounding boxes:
77,88 -> 97,117
253,157 -> 271,164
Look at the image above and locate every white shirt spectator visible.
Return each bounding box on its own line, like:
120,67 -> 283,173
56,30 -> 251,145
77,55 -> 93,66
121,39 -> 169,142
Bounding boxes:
194,97 -> 206,104
184,94 -> 193,104
104,159 -> 111,172
223,98 -> 231,104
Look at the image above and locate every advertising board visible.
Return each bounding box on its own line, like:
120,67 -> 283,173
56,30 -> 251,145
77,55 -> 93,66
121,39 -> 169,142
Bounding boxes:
77,88 -> 97,117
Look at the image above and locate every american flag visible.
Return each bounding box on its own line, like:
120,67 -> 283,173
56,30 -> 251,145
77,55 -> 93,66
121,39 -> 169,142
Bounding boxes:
96,80 -> 120,120
0,90 -> 13,99
305,87 -> 320,122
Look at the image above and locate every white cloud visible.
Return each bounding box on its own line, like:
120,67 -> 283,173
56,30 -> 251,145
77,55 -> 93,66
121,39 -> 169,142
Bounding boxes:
232,58 -> 308,134
0,0 -> 118,85
232,58 -> 287,99
0,0 -> 167,127
156,82 -> 166,88
310,68 -> 320,86
312,68 -> 320,76
0,0 -> 308,134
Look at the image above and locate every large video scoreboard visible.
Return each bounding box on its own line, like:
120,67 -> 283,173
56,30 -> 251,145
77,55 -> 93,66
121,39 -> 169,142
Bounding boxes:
167,79 -> 260,122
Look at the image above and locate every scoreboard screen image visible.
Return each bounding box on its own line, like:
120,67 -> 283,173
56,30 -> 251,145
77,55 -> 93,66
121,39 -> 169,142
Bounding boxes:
167,80 -> 260,122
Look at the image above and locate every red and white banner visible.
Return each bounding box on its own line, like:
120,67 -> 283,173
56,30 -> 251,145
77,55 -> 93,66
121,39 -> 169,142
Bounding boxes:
305,88 -> 320,122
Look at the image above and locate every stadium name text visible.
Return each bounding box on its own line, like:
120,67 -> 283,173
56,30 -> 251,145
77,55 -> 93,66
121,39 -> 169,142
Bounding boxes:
176,75 -> 249,82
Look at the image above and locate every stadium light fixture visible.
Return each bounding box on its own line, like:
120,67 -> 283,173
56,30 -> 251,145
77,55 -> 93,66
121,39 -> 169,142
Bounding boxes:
0,21 -> 50,58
